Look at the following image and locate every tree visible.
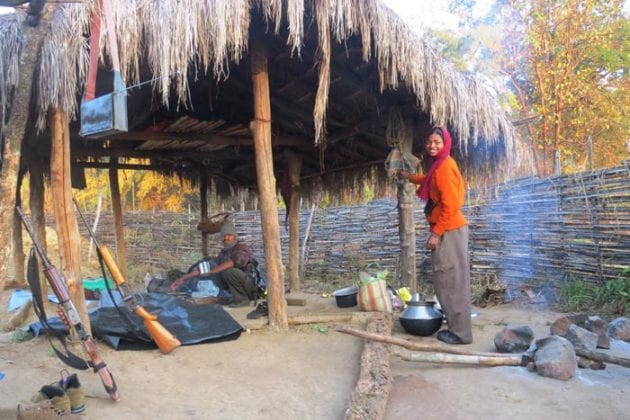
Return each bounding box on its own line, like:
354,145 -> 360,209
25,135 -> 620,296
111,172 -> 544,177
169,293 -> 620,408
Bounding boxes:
446,0 -> 629,175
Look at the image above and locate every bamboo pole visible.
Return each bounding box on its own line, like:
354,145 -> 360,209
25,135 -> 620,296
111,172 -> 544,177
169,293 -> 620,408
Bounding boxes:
250,37 -> 287,329
288,152 -> 303,291
109,159 -> 128,280
50,108 -> 90,331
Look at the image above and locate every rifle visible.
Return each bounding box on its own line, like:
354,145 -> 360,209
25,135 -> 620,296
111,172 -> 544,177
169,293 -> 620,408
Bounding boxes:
16,206 -> 120,401
72,198 -> 181,354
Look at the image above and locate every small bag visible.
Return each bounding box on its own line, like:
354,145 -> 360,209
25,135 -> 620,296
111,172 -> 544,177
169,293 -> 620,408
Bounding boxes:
357,264 -> 393,313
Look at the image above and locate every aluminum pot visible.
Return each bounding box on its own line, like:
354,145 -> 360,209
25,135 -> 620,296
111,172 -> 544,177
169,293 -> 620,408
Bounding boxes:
333,286 -> 358,308
399,299 -> 443,336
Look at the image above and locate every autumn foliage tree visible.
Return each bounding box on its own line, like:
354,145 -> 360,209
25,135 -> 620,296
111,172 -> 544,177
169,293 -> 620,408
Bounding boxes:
446,0 -> 629,175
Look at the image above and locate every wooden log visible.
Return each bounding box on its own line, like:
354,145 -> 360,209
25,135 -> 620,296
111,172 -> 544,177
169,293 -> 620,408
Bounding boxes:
50,108 -> 90,332
575,348 -> 630,369
250,37 -> 287,330
109,160 -> 128,280
288,313 -> 353,325
395,349 -> 522,366
345,313 -> 393,420
335,325 -> 522,358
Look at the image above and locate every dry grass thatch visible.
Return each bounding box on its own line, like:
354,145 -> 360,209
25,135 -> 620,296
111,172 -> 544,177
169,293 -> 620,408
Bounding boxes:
0,0 -> 513,157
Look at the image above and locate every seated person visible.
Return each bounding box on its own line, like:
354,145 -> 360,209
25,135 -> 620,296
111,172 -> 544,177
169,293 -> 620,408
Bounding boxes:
170,219 -> 259,307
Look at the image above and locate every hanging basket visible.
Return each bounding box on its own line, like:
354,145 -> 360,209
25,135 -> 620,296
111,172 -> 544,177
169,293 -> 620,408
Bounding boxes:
197,213 -> 231,234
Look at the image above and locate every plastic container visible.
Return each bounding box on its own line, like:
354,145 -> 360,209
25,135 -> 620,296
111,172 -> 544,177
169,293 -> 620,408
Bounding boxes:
332,286 -> 358,308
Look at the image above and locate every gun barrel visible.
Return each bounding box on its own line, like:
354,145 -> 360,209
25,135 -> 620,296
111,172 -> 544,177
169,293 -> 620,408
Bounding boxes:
16,206 -> 50,267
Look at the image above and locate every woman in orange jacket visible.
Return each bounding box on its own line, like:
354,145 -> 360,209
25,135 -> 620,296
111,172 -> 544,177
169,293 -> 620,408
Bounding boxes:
399,127 -> 472,345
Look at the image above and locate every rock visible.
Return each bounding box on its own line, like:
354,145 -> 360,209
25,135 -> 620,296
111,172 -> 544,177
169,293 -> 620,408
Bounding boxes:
534,336 -> 577,381
607,317 -> 630,342
550,316 -> 573,336
585,316 -> 610,349
563,324 -> 599,353
494,325 -> 534,353
550,316 -> 599,353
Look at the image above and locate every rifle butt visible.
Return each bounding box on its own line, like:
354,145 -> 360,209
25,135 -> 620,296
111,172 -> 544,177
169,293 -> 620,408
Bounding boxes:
135,307 -> 181,354
99,246 -> 126,287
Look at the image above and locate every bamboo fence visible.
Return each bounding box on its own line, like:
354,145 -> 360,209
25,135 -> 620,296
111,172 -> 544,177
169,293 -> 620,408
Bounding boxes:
66,164 -> 629,291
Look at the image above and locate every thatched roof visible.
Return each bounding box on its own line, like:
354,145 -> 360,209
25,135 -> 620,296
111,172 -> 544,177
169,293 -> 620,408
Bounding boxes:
0,0 -> 514,201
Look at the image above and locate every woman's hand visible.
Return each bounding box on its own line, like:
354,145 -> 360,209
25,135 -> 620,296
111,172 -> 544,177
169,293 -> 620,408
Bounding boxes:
426,233 -> 440,251
399,170 -> 411,180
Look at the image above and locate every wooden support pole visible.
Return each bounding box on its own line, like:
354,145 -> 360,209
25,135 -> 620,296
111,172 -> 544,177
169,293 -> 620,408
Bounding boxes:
250,38 -> 287,330
109,159 -> 128,280
0,4 -> 57,290
50,108 -> 90,331
200,173 -> 209,257
397,121 -> 417,293
287,152 -> 303,291
29,159 -> 48,299
12,171 -> 26,286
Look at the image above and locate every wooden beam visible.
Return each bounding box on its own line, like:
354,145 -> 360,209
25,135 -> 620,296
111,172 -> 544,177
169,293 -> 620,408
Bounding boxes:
102,131 -> 308,146
250,38 -> 287,330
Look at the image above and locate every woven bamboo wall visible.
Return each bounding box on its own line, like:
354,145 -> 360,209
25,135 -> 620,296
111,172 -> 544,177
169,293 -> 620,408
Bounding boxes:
74,164 -> 630,291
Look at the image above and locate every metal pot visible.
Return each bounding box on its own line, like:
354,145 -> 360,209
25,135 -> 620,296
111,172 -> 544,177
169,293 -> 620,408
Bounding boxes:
399,295 -> 443,336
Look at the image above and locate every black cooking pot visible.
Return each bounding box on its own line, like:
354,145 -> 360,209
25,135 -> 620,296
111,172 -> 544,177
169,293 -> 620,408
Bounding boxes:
333,286 -> 358,308
399,299 -> 443,336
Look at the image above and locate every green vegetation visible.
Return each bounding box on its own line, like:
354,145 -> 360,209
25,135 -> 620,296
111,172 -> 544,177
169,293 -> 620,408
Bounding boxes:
557,267 -> 630,316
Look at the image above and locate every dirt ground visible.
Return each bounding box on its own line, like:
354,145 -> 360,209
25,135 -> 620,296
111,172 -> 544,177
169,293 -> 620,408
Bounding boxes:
0,289 -> 629,420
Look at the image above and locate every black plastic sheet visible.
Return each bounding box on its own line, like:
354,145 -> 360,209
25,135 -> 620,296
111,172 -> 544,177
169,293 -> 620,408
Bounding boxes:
30,292 -> 242,350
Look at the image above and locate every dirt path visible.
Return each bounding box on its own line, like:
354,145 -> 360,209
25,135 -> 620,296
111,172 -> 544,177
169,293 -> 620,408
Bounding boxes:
1,291 -> 629,419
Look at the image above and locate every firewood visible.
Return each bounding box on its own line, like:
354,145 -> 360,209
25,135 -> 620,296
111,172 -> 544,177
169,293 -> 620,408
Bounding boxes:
395,349 -> 522,366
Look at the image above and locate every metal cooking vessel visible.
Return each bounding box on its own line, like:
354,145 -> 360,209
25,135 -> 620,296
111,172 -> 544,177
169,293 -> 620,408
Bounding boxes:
399,294 -> 443,336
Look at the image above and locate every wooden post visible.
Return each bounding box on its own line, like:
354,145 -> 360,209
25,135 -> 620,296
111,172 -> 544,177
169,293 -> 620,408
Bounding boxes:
12,171 -> 26,286
200,172 -> 209,257
29,159 -> 48,298
109,159 -> 128,280
397,125 -> 417,293
250,38 -> 287,329
0,4 -> 57,290
50,108 -> 90,331
287,152 -> 303,292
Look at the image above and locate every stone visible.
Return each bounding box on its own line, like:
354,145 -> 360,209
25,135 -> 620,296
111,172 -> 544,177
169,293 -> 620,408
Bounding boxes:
585,316 -> 610,349
607,317 -> 630,342
534,336 -> 577,381
563,324 -> 599,353
494,325 -> 535,353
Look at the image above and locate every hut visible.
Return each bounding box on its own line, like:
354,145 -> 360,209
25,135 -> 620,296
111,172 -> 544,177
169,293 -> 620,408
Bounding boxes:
0,0 -> 514,329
